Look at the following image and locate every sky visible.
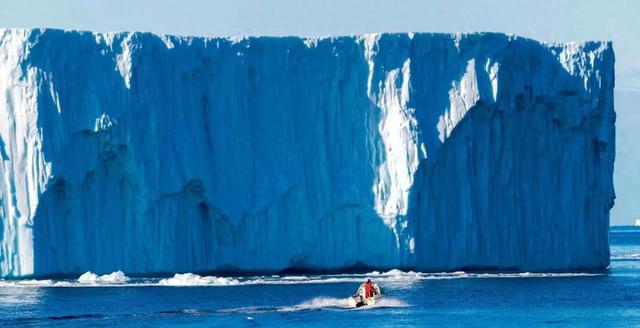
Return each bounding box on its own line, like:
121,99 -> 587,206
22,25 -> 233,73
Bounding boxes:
0,0 -> 638,224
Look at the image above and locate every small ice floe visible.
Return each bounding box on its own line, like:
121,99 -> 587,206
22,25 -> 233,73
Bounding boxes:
158,273 -> 240,286
78,271 -> 130,284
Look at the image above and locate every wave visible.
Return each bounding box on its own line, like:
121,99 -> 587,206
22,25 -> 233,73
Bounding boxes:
611,253 -> 640,260
609,246 -> 640,261
0,269 -> 603,288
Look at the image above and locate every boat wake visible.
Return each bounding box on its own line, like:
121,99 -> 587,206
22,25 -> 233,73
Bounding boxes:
217,296 -> 408,314
280,296 -> 408,312
278,297 -> 348,312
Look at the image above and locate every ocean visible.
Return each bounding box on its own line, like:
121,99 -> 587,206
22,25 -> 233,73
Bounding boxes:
1,227 -> 639,327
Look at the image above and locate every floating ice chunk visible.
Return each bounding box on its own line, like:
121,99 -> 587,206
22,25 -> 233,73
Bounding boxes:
78,271 -> 99,283
100,271 -> 129,283
158,273 -> 240,286
78,271 -> 129,284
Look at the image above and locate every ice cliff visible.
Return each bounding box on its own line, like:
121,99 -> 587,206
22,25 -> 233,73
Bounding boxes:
0,29 -> 615,277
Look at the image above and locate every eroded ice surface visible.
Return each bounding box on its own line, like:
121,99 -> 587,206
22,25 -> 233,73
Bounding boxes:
0,29 -> 614,277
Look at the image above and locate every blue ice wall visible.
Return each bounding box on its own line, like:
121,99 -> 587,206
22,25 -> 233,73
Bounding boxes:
0,29 -> 614,277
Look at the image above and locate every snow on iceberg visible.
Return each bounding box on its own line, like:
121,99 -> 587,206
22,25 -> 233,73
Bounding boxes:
0,29 -> 615,277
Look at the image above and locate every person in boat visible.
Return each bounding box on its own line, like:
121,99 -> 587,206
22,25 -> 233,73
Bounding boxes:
364,279 -> 374,298
349,279 -> 381,307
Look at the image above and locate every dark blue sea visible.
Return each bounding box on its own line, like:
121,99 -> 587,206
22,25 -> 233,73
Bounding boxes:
1,227 -> 639,327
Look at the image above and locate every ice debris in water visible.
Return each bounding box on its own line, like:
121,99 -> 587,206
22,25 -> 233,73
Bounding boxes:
158,273 -> 241,286
367,269 -> 422,282
78,271 -> 129,284
0,269 -> 604,288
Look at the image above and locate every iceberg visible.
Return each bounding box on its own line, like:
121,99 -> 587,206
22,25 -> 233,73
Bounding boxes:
0,29 -> 614,277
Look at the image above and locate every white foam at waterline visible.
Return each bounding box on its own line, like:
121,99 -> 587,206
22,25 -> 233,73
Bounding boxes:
78,271 -> 130,284
281,276 -> 311,281
158,273 -> 240,286
0,269 -> 604,288
0,279 -> 74,287
366,269 -> 423,282
9,279 -> 53,286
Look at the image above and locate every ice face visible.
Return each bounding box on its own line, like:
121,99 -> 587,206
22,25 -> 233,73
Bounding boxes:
0,29 -> 615,277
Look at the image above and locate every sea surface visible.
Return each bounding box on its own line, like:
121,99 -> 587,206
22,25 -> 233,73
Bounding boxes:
1,227 -> 639,327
